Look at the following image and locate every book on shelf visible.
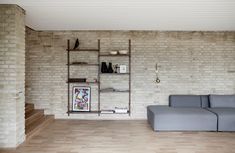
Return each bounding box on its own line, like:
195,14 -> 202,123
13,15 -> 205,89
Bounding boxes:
100,110 -> 115,114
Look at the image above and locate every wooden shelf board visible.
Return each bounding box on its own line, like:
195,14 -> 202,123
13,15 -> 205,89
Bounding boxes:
67,81 -> 99,84
100,111 -> 130,114
99,54 -> 130,57
100,90 -> 130,93
68,63 -> 99,66
67,49 -> 99,52
100,73 -> 130,75
68,111 -> 99,114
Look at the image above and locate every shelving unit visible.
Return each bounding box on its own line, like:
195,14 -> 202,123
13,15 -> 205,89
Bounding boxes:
66,39 -> 101,116
99,40 -> 131,116
66,39 -> 131,116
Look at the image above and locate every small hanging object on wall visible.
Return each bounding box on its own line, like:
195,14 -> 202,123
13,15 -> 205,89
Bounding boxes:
73,38 -> 80,50
155,63 -> 160,84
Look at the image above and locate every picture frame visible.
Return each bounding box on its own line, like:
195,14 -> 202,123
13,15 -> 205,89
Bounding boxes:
119,65 -> 127,73
72,86 -> 91,111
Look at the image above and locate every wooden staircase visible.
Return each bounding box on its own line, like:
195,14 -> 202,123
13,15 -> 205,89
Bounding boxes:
25,103 -> 54,139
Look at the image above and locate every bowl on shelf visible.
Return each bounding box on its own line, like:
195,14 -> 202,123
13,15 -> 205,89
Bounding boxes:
118,50 -> 128,55
109,50 -> 118,55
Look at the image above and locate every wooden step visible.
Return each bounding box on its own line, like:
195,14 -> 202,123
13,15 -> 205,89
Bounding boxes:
25,103 -> 34,115
26,115 -> 54,139
25,110 -> 44,127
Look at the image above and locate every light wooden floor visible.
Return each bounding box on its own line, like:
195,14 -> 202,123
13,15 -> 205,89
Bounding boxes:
1,120 -> 235,153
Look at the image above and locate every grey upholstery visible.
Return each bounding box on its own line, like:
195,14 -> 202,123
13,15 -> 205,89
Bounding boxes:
147,105 -> 217,131
209,95 -> 235,108
207,108 -> 235,131
169,95 -> 210,108
147,95 -> 235,132
201,95 -> 210,108
169,95 -> 201,108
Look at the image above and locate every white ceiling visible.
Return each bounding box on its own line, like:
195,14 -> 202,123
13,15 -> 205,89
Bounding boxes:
1,0 -> 235,31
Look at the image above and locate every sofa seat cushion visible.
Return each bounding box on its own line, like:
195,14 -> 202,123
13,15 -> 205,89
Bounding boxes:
209,95 -> 235,108
208,108 -> 235,131
147,105 -> 217,131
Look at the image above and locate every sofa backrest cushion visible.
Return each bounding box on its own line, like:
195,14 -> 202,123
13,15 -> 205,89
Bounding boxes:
169,95 -> 201,108
201,95 -> 210,108
209,95 -> 235,108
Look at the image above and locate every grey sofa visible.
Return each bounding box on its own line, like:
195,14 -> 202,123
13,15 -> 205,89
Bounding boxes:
147,95 -> 235,131
207,95 -> 235,131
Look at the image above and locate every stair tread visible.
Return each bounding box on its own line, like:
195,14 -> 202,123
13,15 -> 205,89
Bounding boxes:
26,115 -> 54,139
25,103 -> 54,140
26,115 -> 52,132
25,109 -> 44,120
25,110 -> 44,128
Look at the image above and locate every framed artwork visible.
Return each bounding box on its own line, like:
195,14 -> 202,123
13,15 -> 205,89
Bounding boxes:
72,86 -> 91,111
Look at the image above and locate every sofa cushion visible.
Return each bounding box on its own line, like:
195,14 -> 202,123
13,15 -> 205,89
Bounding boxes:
201,95 -> 210,108
169,95 -> 201,108
209,95 -> 235,108
207,108 -> 235,131
147,105 -> 217,131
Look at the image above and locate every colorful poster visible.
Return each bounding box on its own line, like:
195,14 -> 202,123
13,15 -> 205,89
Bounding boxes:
72,86 -> 91,111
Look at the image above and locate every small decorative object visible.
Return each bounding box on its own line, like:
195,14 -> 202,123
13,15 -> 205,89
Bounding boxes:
119,65 -> 127,73
156,77 -> 160,83
155,63 -> 160,84
73,38 -> 80,50
113,64 -> 119,73
108,62 -> 114,73
101,62 -> 108,73
72,86 -> 91,111
94,78 -> 98,83
109,50 -> 118,55
118,50 -> 128,55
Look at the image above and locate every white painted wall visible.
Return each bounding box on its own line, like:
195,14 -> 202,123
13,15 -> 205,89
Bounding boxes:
1,0 -> 235,30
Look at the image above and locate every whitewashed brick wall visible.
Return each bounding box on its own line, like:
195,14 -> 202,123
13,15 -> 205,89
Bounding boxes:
0,5 -> 25,147
26,29 -> 235,119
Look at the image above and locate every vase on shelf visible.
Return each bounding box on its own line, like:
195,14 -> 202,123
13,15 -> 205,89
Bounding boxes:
101,62 -> 108,73
108,63 -> 114,73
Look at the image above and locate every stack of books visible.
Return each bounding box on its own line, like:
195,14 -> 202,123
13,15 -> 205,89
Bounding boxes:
114,107 -> 128,113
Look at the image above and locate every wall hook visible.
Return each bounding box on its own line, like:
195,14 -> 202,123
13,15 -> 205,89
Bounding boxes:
155,63 -> 160,84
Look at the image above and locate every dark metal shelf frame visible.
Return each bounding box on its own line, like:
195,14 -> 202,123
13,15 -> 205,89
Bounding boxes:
66,39 -> 131,116
67,39 -> 101,116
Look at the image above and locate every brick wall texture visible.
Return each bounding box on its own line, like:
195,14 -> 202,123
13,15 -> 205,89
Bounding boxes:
26,29 -> 235,119
0,5 -> 25,147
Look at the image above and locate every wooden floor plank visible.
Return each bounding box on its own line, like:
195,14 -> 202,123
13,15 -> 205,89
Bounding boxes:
1,120 -> 235,153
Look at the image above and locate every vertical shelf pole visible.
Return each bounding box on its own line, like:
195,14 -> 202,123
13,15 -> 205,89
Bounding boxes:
128,39 -> 131,116
67,40 -> 70,116
98,39 -> 101,116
